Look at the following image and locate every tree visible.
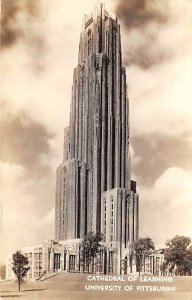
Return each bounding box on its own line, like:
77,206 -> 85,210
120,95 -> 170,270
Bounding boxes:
160,261 -> 168,276
80,232 -> 103,273
164,235 -> 192,276
12,251 -> 30,291
133,237 -> 155,275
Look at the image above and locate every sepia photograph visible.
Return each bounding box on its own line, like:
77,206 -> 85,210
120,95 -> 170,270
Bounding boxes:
1,0 -> 192,299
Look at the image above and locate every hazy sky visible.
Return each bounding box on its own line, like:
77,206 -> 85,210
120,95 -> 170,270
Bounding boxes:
1,0 -> 192,262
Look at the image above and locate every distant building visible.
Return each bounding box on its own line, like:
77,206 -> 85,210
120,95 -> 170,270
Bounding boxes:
6,245 -> 42,281
55,1 -> 139,274
141,250 -> 164,276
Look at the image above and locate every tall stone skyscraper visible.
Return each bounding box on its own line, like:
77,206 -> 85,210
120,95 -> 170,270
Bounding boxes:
55,2 -> 139,273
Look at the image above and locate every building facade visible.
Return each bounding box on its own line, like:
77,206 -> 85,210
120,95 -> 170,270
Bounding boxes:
6,240 -> 81,281
55,2 -> 139,274
141,250 -> 164,276
6,242 -> 164,281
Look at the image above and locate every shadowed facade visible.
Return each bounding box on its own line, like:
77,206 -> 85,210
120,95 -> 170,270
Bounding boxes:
55,2 -> 139,274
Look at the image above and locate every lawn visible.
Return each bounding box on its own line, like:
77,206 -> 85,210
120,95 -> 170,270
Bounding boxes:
1,273 -> 192,300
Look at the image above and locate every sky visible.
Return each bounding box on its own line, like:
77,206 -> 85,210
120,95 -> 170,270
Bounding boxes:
1,0 -> 192,263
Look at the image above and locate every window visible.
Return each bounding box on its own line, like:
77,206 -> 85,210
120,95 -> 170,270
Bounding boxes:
54,253 -> 61,270
87,30 -> 92,56
34,262 -> 39,269
105,31 -> 108,53
103,198 -> 107,241
69,255 -> 75,272
108,251 -> 114,273
34,253 -> 38,260
64,252 -> 67,271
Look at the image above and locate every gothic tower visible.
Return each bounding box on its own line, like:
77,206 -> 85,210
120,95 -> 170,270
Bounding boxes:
55,3 -> 139,271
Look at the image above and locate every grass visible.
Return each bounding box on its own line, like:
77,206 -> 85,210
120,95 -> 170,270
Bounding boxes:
1,273 -> 192,300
